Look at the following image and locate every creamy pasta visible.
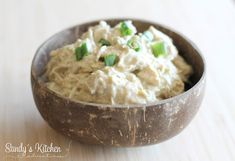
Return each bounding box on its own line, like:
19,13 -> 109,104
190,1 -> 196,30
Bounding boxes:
45,21 -> 192,105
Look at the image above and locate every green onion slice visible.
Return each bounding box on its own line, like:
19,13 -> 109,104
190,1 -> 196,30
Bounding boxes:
120,21 -> 133,36
75,43 -> 89,60
104,54 -> 117,66
143,31 -> 154,41
127,39 -> 141,52
151,41 -> 167,57
99,38 -> 111,46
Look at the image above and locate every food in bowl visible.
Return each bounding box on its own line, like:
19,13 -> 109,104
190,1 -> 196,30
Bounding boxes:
32,19 -> 205,146
45,20 -> 192,105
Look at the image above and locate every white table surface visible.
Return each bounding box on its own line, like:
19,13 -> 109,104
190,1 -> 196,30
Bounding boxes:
1,0 -> 235,160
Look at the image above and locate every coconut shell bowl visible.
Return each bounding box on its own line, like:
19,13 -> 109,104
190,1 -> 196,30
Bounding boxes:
31,19 -> 206,147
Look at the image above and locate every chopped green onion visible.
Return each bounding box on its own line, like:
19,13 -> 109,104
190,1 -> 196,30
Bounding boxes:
120,21 -> 133,36
99,38 -> 111,46
104,54 -> 117,66
151,41 -> 167,57
143,31 -> 154,41
127,39 -> 141,52
75,43 -> 89,60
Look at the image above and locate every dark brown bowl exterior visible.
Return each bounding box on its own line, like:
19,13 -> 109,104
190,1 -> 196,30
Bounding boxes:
31,19 -> 205,147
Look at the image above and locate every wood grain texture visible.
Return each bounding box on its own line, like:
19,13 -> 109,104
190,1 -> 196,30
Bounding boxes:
0,0 -> 235,160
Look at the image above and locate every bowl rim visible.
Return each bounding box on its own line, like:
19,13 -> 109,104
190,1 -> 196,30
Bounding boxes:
31,18 -> 206,108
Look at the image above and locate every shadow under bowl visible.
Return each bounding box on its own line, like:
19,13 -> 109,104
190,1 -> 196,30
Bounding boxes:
31,19 -> 206,147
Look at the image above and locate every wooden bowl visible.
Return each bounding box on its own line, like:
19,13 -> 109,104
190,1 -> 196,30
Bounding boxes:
31,19 -> 206,147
